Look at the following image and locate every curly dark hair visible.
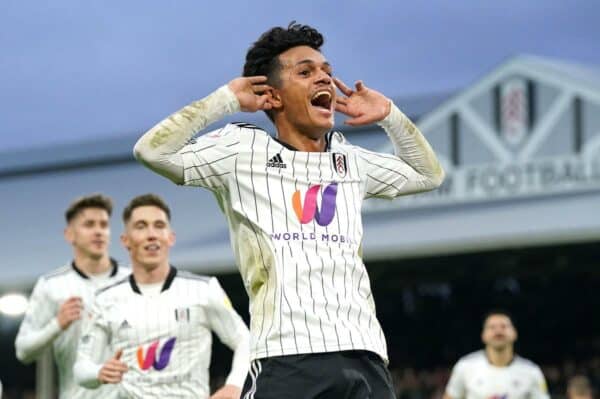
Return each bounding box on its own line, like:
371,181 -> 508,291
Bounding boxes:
243,22 -> 324,120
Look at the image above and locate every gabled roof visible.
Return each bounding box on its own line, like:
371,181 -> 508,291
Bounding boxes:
378,54 -> 600,161
513,54 -> 600,90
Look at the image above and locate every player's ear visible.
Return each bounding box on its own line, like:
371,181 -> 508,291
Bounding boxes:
120,233 -> 130,250
64,226 -> 74,244
269,88 -> 283,110
168,230 -> 176,247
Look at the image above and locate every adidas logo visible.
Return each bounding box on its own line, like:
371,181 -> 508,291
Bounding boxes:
119,319 -> 131,330
266,154 -> 287,169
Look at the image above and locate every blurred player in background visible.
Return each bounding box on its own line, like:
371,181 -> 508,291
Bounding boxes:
134,22 -> 444,399
74,194 -> 249,399
15,194 -> 129,399
444,310 -> 549,399
567,376 -> 594,399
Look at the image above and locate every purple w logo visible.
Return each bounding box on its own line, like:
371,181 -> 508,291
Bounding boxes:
292,183 -> 338,226
136,337 -> 176,371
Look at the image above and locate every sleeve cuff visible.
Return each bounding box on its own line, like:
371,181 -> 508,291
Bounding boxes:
376,101 -> 404,131
217,85 -> 241,115
74,360 -> 103,389
49,317 -> 62,335
225,371 -> 246,389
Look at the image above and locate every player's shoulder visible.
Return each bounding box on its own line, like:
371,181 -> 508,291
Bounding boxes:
175,270 -> 212,285
95,275 -> 130,299
230,122 -> 268,133
457,350 -> 487,366
41,263 -> 72,282
201,122 -> 267,140
513,355 -> 543,372
186,122 -> 269,150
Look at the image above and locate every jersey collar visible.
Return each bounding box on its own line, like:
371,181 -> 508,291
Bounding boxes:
274,131 -> 332,152
484,349 -> 516,367
129,265 -> 178,295
71,258 -> 119,280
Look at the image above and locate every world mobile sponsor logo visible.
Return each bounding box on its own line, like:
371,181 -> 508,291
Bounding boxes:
136,337 -> 176,371
270,231 -> 352,244
292,183 -> 337,226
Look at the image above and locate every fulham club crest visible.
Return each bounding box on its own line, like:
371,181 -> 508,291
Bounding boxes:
174,307 -> 190,322
332,153 -> 347,177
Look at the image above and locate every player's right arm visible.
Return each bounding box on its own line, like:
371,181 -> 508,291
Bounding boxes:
444,360 -> 466,399
74,300 -> 127,388
133,77 -> 272,185
15,277 -> 82,364
205,278 -> 250,394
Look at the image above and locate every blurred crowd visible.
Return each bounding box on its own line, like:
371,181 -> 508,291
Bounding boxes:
2,357 -> 598,398
389,357 -> 599,399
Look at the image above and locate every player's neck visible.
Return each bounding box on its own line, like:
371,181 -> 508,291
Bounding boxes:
73,252 -> 112,276
275,120 -> 328,152
485,346 -> 514,367
132,262 -> 170,285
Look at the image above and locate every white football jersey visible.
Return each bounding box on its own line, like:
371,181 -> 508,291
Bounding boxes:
76,267 -> 249,399
15,260 -> 129,399
178,118 -> 441,363
445,350 -> 549,399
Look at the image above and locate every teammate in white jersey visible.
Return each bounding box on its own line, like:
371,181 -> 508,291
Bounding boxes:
444,311 -> 549,399
15,194 -> 129,399
134,22 -> 444,398
74,194 -> 249,399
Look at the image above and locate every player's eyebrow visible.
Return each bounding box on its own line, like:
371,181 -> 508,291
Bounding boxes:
295,59 -> 331,68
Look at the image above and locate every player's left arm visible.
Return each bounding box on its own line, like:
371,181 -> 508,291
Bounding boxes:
530,365 -> 550,399
74,300 -> 127,388
205,278 -> 250,399
335,77 -> 445,198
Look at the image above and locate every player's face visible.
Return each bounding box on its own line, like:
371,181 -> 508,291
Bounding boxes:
122,206 -> 174,272
272,45 -> 335,139
482,314 -> 517,350
65,208 -> 110,260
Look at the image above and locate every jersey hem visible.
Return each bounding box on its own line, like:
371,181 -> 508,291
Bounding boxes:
250,342 -> 389,364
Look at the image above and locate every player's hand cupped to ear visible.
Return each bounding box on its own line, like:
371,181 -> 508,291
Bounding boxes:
334,77 -> 391,126
228,76 -> 274,112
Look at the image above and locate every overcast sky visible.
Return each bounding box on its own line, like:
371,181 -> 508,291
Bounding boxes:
1,0 -> 598,152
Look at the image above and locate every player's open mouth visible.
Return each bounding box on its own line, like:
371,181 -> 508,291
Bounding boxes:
145,244 -> 160,251
310,90 -> 332,111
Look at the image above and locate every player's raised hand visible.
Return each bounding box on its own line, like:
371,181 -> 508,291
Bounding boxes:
98,349 -> 128,384
56,296 -> 83,330
228,76 -> 273,113
334,77 -> 391,126
210,384 -> 242,399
